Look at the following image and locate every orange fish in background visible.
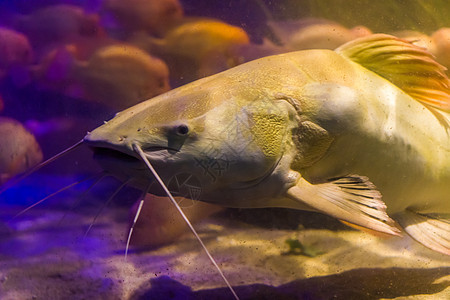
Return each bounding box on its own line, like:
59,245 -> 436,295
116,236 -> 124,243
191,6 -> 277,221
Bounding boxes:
429,28 -> 450,73
392,28 -> 450,75
132,18 -> 250,85
103,0 -> 184,37
0,117 -> 43,186
35,44 -> 171,110
14,4 -> 104,59
267,18 -> 372,51
148,18 -> 250,62
0,27 -> 34,86
198,39 -> 289,78
392,30 -> 435,51
77,44 -> 171,109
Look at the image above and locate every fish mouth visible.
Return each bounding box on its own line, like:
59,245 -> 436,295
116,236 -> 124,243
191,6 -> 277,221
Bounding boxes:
90,146 -> 181,195
92,147 -> 142,165
91,145 -> 179,165
91,147 -> 153,191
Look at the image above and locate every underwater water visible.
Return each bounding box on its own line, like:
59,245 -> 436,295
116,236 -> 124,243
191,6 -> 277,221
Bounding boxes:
0,0 -> 450,299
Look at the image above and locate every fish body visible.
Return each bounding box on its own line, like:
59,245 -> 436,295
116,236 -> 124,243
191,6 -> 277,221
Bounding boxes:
103,0 -> 183,36
77,44 -> 171,109
15,4 -> 101,50
161,19 -> 250,56
268,19 -> 371,51
85,35 -> 450,255
0,117 -> 43,185
35,44 -> 171,110
138,18 -> 250,84
0,27 -> 33,80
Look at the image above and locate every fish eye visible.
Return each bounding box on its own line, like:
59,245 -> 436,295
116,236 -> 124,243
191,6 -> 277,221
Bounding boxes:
175,124 -> 189,136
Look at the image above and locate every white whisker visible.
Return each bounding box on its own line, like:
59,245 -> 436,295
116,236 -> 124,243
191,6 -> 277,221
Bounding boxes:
12,173 -> 98,219
83,179 -> 130,238
124,183 -> 152,260
132,143 -> 240,300
58,172 -> 109,226
0,139 -> 84,195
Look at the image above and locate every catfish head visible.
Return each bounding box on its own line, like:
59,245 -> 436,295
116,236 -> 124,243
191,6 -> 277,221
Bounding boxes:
84,66 -> 304,208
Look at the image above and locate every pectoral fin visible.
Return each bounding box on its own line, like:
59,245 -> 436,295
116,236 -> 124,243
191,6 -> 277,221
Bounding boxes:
287,175 -> 401,236
395,210 -> 450,256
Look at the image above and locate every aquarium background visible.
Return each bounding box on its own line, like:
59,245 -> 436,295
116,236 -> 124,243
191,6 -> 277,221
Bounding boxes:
0,1 -> 449,299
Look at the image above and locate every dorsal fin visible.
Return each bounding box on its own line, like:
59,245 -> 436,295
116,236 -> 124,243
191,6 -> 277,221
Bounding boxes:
336,34 -> 450,115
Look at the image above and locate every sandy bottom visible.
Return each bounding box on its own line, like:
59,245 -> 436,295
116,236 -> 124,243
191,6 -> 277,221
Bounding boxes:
0,184 -> 449,300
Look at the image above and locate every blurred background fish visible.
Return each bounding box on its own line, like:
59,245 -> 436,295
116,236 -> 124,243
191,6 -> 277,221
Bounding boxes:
102,0 -> 183,38
0,117 -> 43,185
268,19 -> 372,50
0,27 -> 33,86
131,18 -> 251,84
34,44 -> 171,110
13,4 -> 104,59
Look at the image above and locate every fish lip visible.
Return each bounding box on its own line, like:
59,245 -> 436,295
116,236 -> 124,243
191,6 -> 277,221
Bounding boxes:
90,145 -> 179,164
92,147 -> 142,164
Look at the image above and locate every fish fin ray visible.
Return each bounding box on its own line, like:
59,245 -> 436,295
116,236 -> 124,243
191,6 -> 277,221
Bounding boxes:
287,174 -> 401,236
340,220 -> 397,238
336,34 -> 450,115
395,210 -> 450,255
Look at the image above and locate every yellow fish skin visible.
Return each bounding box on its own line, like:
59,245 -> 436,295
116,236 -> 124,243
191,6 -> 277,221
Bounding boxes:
84,34 -> 450,255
